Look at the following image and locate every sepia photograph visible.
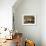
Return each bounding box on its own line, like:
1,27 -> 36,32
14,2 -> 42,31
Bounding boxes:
22,15 -> 36,25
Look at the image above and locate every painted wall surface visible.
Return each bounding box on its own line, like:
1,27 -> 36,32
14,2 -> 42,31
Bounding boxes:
13,0 -> 41,46
41,0 -> 46,46
0,0 -> 16,30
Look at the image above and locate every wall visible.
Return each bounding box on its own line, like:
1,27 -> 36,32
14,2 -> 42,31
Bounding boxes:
41,0 -> 46,46
0,0 -> 16,30
13,0 -> 41,46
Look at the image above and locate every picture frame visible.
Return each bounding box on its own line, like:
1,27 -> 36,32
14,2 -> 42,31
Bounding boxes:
22,14 -> 36,25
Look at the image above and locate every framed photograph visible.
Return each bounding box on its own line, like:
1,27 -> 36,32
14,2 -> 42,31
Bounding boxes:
22,15 -> 36,25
